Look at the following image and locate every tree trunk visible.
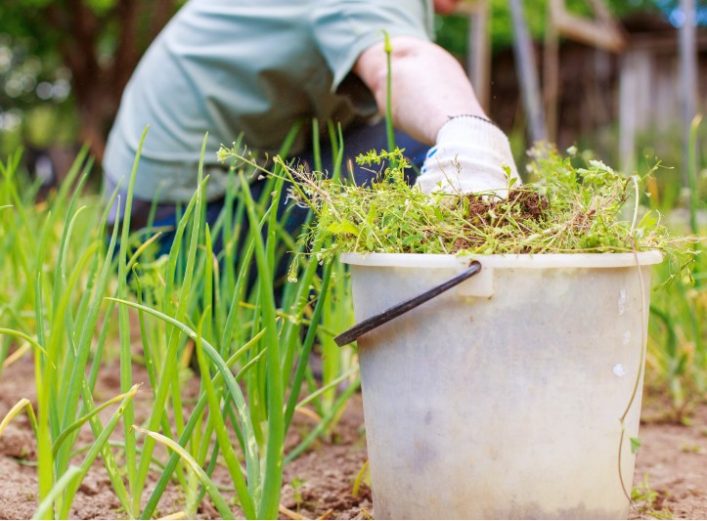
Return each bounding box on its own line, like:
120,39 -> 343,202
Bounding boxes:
509,0 -> 547,143
46,0 -> 180,163
679,0 -> 698,187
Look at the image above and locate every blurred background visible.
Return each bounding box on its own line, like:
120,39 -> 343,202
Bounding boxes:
0,0 -> 706,207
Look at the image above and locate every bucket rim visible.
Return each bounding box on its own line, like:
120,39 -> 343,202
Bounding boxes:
340,251 -> 663,269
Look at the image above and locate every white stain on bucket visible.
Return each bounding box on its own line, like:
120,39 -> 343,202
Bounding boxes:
623,330 -> 632,345
618,288 -> 627,315
613,363 -> 627,377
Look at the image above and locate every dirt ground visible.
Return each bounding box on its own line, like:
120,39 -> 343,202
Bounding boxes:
630,393 -> 707,520
0,357 -> 705,520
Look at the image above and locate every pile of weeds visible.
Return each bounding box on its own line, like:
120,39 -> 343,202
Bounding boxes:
279,144 -> 670,258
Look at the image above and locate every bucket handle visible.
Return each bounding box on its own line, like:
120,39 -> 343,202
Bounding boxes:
334,260 -> 482,347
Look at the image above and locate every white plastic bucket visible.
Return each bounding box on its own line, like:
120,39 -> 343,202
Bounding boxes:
341,251 -> 662,520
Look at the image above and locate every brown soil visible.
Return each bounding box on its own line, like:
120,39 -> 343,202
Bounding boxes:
454,189 -> 551,252
465,189 -> 549,223
630,395 -> 707,520
1,357 -> 705,520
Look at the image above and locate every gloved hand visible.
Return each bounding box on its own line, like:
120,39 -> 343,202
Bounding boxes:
415,115 -> 521,198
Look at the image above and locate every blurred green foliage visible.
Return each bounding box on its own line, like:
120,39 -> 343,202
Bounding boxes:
0,0 -> 182,154
436,0 -> 668,56
0,33 -> 76,154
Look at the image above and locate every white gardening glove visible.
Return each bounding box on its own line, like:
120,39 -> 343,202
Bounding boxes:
416,115 -> 521,198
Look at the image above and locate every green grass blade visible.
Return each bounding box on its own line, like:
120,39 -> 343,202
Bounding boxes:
140,329 -> 266,519
284,261 -> 334,429
32,466 -> 81,520
285,379 -> 360,464
0,398 -> 39,437
239,174 -> 284,519
117,127 -> 150,512
135,427 -> 235,520
58,385 -> 139,518
106,298 -> 259,475
195,317 -> 256,518
52,386 -> 141,457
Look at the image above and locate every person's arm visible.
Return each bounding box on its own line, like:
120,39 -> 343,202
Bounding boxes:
354,36 -> 520,196
354,36 -> 483,145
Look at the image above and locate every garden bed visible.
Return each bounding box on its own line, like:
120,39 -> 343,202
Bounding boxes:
0,356 -> 705,520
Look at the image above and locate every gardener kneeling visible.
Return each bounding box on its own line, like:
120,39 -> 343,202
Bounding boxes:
103,0 -> 520,246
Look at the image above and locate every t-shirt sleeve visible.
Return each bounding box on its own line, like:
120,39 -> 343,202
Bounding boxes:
311,0 -> 434,90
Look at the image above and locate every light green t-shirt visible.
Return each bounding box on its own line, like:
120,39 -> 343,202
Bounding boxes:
104,0 -> 434,203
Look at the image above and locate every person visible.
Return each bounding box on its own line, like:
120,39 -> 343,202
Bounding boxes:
103,0 -> 520,242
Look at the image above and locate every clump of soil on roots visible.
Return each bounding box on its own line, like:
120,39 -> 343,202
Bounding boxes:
453,189 -> 551,252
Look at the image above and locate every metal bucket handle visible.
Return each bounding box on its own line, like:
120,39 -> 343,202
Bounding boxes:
334,260 -> 482,347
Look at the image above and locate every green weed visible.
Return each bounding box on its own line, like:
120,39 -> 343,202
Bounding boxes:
631,474 -> 672,519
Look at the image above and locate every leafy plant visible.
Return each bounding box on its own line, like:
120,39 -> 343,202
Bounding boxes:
631,474 -> 672,519
0,127 -> 359,519
646,116 -> 706,414
0,147 -> 139,519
